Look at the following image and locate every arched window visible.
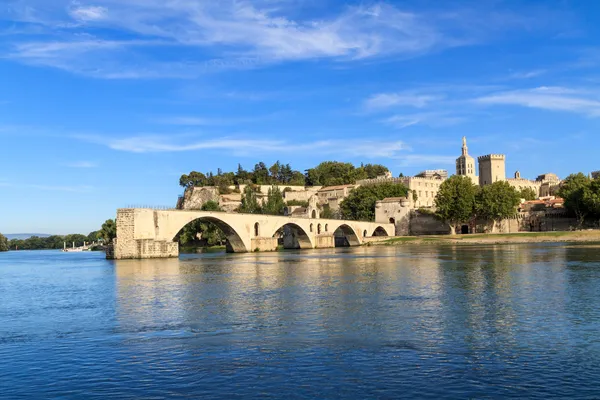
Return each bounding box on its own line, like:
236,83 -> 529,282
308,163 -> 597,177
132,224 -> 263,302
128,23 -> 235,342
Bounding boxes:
311,210 -> 317,219
317,224 -> 322,234
310,223 -> 313,233
325,224 -> 329,232
254,222 -> 260,237
363,230 -> 368,237
389,218 -> 395,224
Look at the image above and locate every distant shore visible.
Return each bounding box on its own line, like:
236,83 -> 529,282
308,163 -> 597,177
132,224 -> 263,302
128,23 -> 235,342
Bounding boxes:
371,230 -> 600,246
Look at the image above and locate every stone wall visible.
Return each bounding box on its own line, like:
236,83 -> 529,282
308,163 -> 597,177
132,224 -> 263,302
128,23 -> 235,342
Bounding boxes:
409,212 -> 450,235
179,187 -> 220,210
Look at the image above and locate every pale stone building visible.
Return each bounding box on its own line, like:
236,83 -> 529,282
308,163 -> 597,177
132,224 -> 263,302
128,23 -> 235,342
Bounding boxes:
506,171 -> 542,195
415,169 -> 448,179
316,184 -> 356,211
478,154 -> 506,186
455,137 -> 478,185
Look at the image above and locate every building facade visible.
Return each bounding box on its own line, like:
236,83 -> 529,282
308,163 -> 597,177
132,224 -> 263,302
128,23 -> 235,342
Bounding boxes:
478,154 -> 506,186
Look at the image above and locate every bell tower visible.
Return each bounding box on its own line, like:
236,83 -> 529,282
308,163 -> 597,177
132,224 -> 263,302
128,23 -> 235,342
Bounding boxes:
456,137 -> 477,184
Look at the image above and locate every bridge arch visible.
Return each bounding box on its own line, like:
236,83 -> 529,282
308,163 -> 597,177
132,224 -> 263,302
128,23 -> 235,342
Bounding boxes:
270,222 -> 314,249
372,226 -> 390,237
332,223 -> 361,247
172,215 -> 249,253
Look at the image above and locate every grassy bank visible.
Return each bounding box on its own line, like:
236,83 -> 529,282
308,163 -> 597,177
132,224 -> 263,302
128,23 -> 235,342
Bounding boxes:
372,230 -> 600,246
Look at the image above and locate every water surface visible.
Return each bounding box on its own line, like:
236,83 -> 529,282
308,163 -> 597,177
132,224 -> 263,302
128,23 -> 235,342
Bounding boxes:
1,244 -> 599,399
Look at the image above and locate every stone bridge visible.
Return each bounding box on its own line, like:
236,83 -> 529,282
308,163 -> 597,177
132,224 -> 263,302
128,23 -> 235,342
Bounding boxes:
111,208 -> 394,259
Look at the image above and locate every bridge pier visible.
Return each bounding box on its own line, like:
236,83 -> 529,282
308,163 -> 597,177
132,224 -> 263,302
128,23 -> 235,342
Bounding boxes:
315,235 -> 335,249
250,237 -> 278,252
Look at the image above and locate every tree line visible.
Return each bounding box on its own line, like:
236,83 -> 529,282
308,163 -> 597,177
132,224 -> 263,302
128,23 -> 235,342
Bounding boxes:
434,177 -> 522,234
179,161 -> 390,189
557,173 -> 600,226
0,219 -> 117,251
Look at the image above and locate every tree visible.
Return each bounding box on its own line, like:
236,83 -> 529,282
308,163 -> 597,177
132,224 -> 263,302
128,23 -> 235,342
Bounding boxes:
362,164 -> 390,179
305,161 -> 358,186
262,186 -> 286,215
201,200 -> 221,211
519,187 -> 538,201
476,181 -> 521,232
98,219 -> 117,244
0,233 -> 8,252
434,176 -> 478,235
558,173 -> 592,227
340,183 -> 409,221
584,178 -> 600,224
239,186 -> 262,214
321,204 -> 336,219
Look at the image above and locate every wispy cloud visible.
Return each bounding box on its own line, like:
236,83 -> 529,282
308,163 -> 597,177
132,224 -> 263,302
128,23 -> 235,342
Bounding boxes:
75,133 -> 408,158
474,86 -> 600,116
508,69 -> 547,79
364,93 -> 441,111
394,154 -> 457,167
382,112 -> 465,129
0,181 -> 93,193
0,1 -> 561,79
62,161 -> 98,168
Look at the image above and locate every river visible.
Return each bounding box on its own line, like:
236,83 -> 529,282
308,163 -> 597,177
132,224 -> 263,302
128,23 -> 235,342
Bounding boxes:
1,244 -> 599,399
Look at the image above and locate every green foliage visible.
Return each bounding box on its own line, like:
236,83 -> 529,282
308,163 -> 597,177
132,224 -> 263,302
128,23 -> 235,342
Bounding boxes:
179,202 -> 226,247
0,233 -> 8,252
201,201 -> 221,211
519,187 -> 538,201
9,234 -> 92,250
558,173 -> 592,226
98,219 -> 117,244
262,186 -> 286,216
584,178 -> 600,222
181,161 -> 306,188
417,208 -> 436,215
239,186 -> 262,214
434,176 -> 478,233
286,199 -> 309,207
340,183 -> 408,221
320,204 -> 336,219
476,181 -> 521,227
305,161 -> 389,186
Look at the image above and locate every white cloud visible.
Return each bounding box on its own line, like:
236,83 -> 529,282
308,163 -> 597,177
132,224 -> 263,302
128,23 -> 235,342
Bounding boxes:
508,69 -> 547,79
364,93 -> 441,110
75,133 -> 408,158
69,4 -> 107,22
63,161 -> 98,168
382,112 -> 465,129
475,86 -> 600,116
0,1 -> 555,78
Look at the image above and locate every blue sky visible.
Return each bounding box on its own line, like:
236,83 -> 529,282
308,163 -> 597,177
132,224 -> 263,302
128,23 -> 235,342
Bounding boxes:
1,0 -> 600,234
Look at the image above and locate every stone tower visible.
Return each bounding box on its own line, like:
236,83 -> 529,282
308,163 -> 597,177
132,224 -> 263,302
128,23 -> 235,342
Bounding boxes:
456,136 -> 477,184
478,154 -> 506,186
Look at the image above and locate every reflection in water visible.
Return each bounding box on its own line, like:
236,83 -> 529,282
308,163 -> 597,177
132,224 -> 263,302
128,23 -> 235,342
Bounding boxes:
2,244 -> 600,399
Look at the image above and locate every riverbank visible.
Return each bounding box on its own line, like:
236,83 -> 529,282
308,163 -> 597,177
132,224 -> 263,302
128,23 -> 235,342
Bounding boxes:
371,230 -> 600,246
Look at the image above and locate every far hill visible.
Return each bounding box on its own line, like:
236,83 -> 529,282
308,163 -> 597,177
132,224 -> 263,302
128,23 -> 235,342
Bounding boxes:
4,234 -> 52,240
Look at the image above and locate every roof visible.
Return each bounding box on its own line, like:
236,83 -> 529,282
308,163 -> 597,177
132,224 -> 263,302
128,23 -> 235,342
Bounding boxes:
379,197 -> 409,203
318,184 -> 355,191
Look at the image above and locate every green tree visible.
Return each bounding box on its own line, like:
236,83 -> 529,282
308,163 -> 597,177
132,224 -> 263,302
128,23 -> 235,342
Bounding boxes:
584,178 -> 600,224
321,204 -> 336,219
201,200 -> 221,211
0,233 -> 8,252
476,181 -> 521,232
239,186 -> 262,214
262,186 -> 286,215
361,164 -> 390,179
98,219 -> 117,244
519,187 -> 538,201
434,176 -> 478,235
340,183 -> 408,221
305,161 -> 358,186
558,173 -> 592,227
